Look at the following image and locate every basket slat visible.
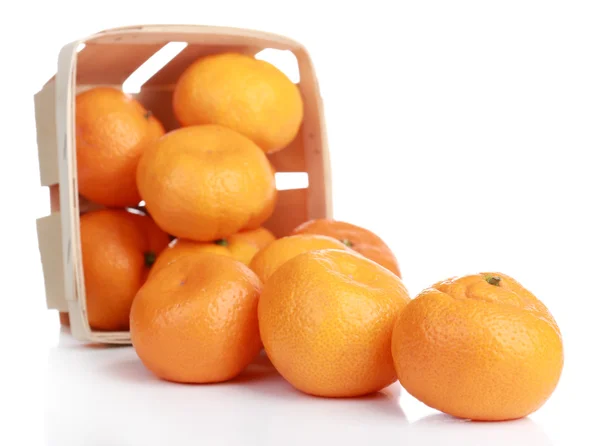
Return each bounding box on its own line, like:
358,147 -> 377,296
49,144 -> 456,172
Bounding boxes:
76,44 -> 165,85
267,126 -> 306,172
36,213 -> 67,311
295,50 -> 332,220
34,81 -> 59,187
35,24 -> 332,345
264,188 -> 308,237
143,44 -> 261,87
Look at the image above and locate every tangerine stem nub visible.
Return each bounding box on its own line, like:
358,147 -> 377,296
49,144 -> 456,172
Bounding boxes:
484,275 -> 502,286
144,251 -> 156,268
215,239 -> 229,247
341,239 -> 354,248
144,110 -> 152,120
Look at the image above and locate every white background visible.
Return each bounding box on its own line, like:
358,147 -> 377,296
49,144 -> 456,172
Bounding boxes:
2,1 -> 599,445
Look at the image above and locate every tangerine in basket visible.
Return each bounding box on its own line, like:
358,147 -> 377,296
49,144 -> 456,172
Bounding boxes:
249,234 -> 350,283
391,272 -> 564,421
291,219 -> 401,276
172,52 -> 303,154
80,209 -> 170,331
130,253 -> 262,383
136,124 -> 277,242
149,226 -> 276,277
258,249 -> 411,397
75,87 -> 165,207
224,226 -> 277,264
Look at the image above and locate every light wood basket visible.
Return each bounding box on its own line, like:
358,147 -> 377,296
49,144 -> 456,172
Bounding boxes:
34,24 -> 332,345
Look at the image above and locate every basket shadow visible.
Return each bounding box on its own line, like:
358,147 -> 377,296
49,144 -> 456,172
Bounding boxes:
102,350 -> 405,420
103,349 -> 280,385
237,356 -> 406,421
228,350 -> 281,384
104,357 -> 158,383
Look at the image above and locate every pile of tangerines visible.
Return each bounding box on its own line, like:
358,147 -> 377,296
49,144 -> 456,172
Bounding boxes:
72,52 -> 563,422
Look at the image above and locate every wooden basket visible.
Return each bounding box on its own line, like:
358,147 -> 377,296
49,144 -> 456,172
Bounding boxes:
34,24 -> 332,345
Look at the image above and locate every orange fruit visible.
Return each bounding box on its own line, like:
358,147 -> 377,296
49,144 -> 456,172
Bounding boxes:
149,226 -> 276,277
291,219 -> 401,276
172,52 -> 303,153
75,87 -> 165,207
151,239 -> 230,276
136,124 -> 277,242
258,249 -> 411,397
130,253 -> 262,383
391,272 -> 564,421
226,226 -> 277,264
249,234 -> 350,283
80,209 -> 170,331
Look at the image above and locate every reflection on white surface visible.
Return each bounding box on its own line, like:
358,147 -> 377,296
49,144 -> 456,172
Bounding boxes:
45,330 -> 553,446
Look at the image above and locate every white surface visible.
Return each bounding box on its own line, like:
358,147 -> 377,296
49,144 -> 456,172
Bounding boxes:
8,321 -> 596,446
2,0 -> 599,444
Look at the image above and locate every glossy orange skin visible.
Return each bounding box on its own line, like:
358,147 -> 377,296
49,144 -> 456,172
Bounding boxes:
136,125 -> 277,242
151,240 -> 230,277
149,227 -> 276,277
392,272 -> 564,421
291,219 -> 401,277
172,52 -> 303,154
75,87 -> 165,207
227,226 -> 277,264
130,253 -> 263,383
258,249 -> 411,397
249,234 -> 350,284
80,209 -> 170,331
